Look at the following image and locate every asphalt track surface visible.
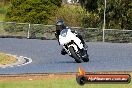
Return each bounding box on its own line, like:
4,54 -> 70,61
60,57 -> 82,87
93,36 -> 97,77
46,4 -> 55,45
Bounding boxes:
0,38 -> 132,74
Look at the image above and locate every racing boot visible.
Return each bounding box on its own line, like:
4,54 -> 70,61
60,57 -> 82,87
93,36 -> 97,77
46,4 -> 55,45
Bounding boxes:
61,48 -> 68,55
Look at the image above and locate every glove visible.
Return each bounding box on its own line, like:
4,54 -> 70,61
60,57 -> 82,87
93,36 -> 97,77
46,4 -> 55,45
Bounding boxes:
71,30 -> 78,35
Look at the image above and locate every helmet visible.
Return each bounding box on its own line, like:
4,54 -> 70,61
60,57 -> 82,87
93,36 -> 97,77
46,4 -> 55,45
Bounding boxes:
56,19 -> 66,31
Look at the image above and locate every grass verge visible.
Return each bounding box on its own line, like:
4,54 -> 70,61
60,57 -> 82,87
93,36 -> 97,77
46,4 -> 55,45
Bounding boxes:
0,73 -> 131,88
0,52 -> 16,65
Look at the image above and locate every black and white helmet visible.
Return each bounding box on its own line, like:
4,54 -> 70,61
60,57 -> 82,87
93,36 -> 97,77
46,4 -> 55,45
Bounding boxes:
56,19 -> 66,31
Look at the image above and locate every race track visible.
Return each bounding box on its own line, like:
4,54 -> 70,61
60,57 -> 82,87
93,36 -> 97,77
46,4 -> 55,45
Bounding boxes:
0,38 -> 132,74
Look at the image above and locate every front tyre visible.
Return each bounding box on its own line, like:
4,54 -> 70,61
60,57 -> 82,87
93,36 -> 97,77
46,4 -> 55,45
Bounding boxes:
69,46 -> 83,63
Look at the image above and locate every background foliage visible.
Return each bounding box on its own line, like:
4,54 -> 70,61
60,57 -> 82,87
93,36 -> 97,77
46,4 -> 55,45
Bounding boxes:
5,0 -> 61,24
48,4 -> 87,27
79,0 -> 132,29
1,0 -> 132,29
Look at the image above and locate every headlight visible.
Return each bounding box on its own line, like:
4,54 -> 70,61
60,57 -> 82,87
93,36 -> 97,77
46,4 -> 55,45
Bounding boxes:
61,32 -> 67,37
60,29 -> 68,37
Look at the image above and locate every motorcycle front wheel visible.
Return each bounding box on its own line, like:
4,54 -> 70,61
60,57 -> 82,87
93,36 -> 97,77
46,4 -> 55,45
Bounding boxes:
69,46 -> 83,63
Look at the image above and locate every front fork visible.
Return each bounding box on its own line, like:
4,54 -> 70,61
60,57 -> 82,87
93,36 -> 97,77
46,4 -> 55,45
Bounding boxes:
62,46 -> 71,55
62,43 -> 79,56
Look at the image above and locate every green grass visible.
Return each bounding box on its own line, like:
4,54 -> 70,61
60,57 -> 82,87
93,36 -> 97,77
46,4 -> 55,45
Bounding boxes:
0,76 -> 131,88
0,53 -> 16,65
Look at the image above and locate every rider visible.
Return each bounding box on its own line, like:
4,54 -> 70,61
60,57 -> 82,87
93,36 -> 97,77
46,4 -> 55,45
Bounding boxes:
55,19 -> 87,55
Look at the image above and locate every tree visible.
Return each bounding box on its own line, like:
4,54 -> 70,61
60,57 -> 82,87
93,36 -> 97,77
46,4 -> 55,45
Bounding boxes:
49,4 -> 87,27
100,0 -> 132,29
79,0 -> 98,12
79,0 -> 132,29
79,0 -> 100,28
5,0 -> 62,24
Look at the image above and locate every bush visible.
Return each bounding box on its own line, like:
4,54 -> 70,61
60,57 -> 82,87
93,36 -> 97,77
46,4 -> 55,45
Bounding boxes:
5,0 -> 61,24
48,4 -> 87,27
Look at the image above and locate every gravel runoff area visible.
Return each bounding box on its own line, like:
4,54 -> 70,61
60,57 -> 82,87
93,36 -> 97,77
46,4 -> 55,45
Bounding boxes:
0,38 -> 132,74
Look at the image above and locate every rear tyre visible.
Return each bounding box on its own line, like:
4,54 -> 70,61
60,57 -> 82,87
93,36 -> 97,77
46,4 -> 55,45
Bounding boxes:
69,46 -> 83,63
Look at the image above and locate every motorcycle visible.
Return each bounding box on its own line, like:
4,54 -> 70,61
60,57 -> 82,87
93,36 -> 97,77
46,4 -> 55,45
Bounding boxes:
59,28 -> 89,63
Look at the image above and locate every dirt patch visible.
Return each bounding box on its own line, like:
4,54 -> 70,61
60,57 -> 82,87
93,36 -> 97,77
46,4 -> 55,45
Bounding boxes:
0,72 -> 131,82
0,74 -> 76,82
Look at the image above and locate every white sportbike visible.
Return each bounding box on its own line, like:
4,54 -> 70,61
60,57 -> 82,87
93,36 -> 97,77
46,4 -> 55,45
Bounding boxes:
59,28 -> 89,63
